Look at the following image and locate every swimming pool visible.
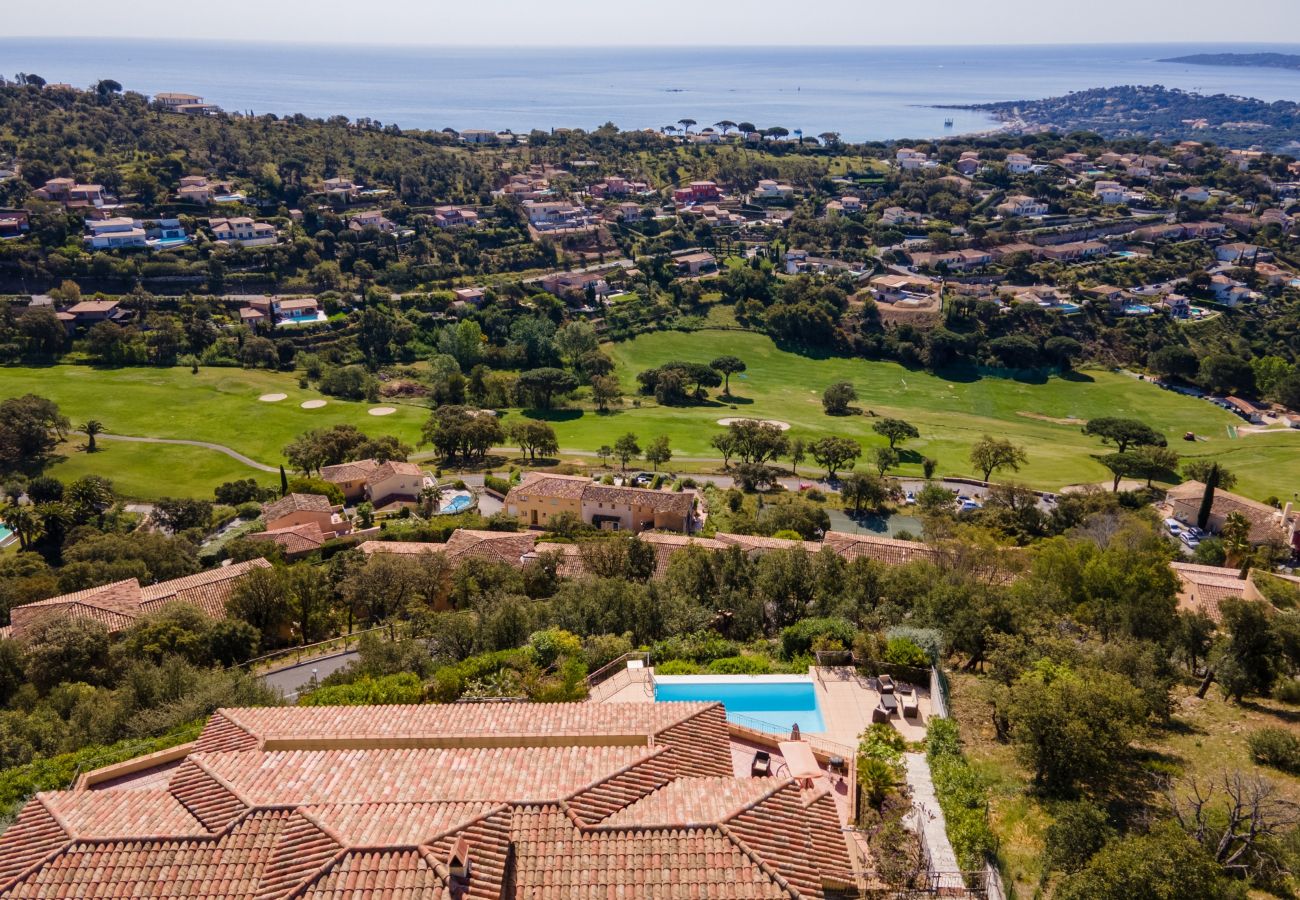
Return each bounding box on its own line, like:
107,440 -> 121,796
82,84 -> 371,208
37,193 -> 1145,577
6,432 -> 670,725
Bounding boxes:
0,522 -> 12,545
1124,304 -> 1154,316
439,493 -> 473,514
654,675 -> 826,734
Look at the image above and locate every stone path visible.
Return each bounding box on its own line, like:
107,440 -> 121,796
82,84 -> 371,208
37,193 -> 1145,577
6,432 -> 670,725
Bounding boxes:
903,752 -> 965,887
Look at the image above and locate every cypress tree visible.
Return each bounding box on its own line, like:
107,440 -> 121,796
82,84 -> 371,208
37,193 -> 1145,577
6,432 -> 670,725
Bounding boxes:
1196,463 -> 1219,531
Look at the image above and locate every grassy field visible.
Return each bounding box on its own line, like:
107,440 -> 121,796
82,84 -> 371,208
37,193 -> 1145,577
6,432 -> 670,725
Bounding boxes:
952,673 -> 1300,895
5,330 -> 1298,500
544,329 -> 1295,499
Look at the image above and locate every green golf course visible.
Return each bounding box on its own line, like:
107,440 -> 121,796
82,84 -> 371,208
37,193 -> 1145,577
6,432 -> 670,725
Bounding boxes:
4,330 -> 1297,501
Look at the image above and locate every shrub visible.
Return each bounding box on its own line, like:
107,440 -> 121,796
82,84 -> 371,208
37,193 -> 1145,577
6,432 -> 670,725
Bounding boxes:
1275,678 -> 1300,705
707,655 -> 771,675
780,617 -> 856,660
883,636 -> 930,668
926,717 -> 961,761
1044,801 -> 1113,875
299,673 -> 424,706
655,659 -> 703,675
483,474 -> 512,495
527,628 -> 582,668
651,632 -> 739,663
926,717 -> 997,871
860,723 -> 906,765
1248,727 -> 1300,772
885,626 -> 944,665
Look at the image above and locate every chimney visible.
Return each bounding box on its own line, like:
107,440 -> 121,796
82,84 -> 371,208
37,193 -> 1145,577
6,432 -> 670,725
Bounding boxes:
448,836 -> 472,893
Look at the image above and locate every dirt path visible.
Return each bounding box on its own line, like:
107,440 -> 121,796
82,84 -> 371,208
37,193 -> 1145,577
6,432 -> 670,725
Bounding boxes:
92,433 -> 278,473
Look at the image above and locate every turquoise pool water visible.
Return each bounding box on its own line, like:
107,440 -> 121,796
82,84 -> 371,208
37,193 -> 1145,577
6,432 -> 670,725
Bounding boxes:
440,494 -> 473,513
654,676 -> 825,733
0,523 -> 11,542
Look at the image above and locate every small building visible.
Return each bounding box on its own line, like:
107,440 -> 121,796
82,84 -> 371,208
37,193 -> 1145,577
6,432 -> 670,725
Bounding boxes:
321,177 -> 360,198
674,251 -> 717,276
348,210 -> 398,234
210,217 -> 278,247
753,179 -> 795,201
996,195 -> 1049,218
33,178 -> 109,207
452,287 -> 487,307
672,181 -> 721,205
0,209 -> 30,238
504,473 -> 695,534
432,206 -> 480,228
365,461 -> 425,510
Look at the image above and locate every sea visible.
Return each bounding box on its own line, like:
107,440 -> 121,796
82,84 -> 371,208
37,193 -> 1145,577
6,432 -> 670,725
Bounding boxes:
3,39 -> 1300,142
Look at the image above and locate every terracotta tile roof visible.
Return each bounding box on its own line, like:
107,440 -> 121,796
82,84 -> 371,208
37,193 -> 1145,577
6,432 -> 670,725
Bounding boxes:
583,482 -> 694,516
442,529 -> 538,565
246,522 -> 327,557
369,461 -> 424,483
1171,561 -> 1249,623
263,493 -> 332,523
1168,482 -> 1298,544
714,533 -> 823,555
319,458 -> 380,484
504,472 -> 590,503
0,702 -> 853,898
6,561 -> 270,638
822,531 -> 939,565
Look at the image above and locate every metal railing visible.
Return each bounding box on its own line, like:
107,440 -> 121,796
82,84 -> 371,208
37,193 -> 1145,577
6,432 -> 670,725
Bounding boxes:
929,666 -> 950,720
727,712 -> 856,760
584,651 -> 650,689
241,623 -> 399,674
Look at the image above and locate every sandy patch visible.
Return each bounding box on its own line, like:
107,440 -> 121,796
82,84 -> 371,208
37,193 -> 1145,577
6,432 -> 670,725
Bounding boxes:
717,417 -> 791,431
1016,411 -> 1086,427
301,400 -> 327,409
258,393 -> 288,402
368,406 -> 398,416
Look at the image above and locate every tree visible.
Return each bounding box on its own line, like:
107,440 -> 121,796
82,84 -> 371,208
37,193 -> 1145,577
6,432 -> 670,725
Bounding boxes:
153,497 -> 213,532
789,438 -> 806,475
1150,345 -> 1200,380
1169,771 -> 1300,880
969,435 -> 1027,483
821,381 -> 857,415
922,457 -> 938,480
1043,801 -> 1114,876
1195,462 -> 1224,531
1199,353 -> 1254,395
1055,825 -> 1230,900
1183,460 -> 1236,492
24,617 -> 113,692
516,367 -> 578,410
710,356 -> 747,395
677,118 -> 696,133
1220,511 -> 1252,567
553,320 -> 598,368
1006,663 -> 1145,794
613,433 -> 641,470
872,418 -> 919,450
1131,445 -> 1180,489
711,432 -> 737,467
872,446 -> 900,476
809,436 -> 860,480
644,435 -> 672,471
1082,417 -> 1167,454
508,419 -> 559,461
287,565 -> 333,646
590,375 -> 623,412
1212,598 -> 1281,701
841,473 -> 893,514
1098,452 -> 1144,492
0,394 -> 68,472
226,565 -> 292,639
1,503 -> 43,551
596,445 -> 613,468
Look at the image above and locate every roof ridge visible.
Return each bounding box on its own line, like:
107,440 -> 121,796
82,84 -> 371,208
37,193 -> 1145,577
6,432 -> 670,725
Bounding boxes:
715,821 -> 804,899
723,776 -> 802,823
559,743 -> 664,806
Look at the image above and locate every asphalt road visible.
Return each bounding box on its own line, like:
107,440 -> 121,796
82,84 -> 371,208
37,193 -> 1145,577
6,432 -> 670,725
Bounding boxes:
262,650 -> 359,698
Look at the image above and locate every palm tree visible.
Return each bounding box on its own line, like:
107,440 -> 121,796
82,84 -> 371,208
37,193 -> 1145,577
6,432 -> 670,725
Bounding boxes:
677,118 -> 696,134
418,484 -> 445,518
1221,511 -> 1253,567
65,475 -> 113,527
2,503 -> 43,551
857,758 -> 898,809
81,419 -> 104,452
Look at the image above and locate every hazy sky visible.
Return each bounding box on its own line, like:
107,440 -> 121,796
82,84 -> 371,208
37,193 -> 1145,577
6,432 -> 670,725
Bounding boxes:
8,0 -> 1300,46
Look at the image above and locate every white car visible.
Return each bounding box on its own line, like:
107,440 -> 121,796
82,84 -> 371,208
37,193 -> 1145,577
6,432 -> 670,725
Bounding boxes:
1164,517 -> 1183,535
1180,532 -> 1201,549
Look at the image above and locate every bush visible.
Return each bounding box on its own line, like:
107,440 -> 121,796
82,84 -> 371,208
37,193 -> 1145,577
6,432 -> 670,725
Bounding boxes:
926,717 -> 997,871
651,631 -> 739,664
235,502 -> 262,520
483,474 -> 512,496
860,722 -> 906,765
1247,727 -> 1300,772
1275,678 -> 1300,705
926,717 -> 961,761
1044,801 -> 1113,875
298,673 -> 424,706
885,626 -> 944,665
781,617 -> 856,660
707,655 -> 771,675
655,659 -> 703,675
883,636 -> 930,668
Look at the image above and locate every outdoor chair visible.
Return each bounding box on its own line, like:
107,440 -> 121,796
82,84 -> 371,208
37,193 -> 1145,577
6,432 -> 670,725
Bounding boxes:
902,694 -> 920,718
871,705 -> 891,724
878,674 -> 896,694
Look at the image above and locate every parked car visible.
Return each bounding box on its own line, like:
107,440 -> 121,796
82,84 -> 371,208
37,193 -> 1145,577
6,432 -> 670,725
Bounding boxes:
1180,532 -> 1201,549
904,492 -> 916,505
1164,517 -> 1184,535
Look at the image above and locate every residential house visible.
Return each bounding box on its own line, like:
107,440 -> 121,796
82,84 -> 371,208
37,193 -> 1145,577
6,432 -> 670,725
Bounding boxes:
319,459 -> 382,503
671,181 -> 722,204
176,176 -> 216,204
1159,293 -> 1192,318
674,251 -> 717,276
1216,242 -> 1270,264
1166,482 -> 1299,552
1005,152 -> 1033,174
2,559 -> 270,640
1179,186 -> 1212,203
608,201 -> 648,222
1039,240 -> 1107,262
1254,263 -> 1293,286
955,153 -> 982,176
321,177 -> 360,199
1082,284 -> 1128,310
272,297 -> 321,322
0,702 -> 856,898
1209,274 -> 1252,306
153,91 -> 217,114
504,472 -> 695,533
63,300 -> 123,330
989,242 -> 1044,261
365,460 -> 426,510
996,195 -> 1049,218
589,175 -> 650,198
1221,212 -> 1262,234
880,207 -> 924,227
522,200 -> 592,230
540,270 -> 610,300
1185,221 -> 1227,239
348,210 -> 398,234
452,287 -> 487,306
896,148 -> 929,170
1227,149 -> 1264,171
432,206 -> 480,228
753,179 -> 795,201
261,493 -> 349,537
1094,180 -> 1129,204
1134,223 -> 1188,243
245,522 -> 329,559
869,273 -> 935,303
824,195 -> 862,214
84,217 -> 147,249
459,128 -> 501,144
210,217 -> 278,247
34,178 -> 108,207
0,209 -> 30,238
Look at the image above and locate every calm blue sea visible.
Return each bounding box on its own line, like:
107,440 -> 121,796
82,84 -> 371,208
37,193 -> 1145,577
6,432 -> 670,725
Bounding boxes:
3,39 -> 1300,141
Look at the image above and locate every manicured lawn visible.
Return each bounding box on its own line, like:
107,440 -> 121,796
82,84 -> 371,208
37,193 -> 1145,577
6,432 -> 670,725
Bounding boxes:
2,365 -> 428,463
540,329 -> 1293,498
42,439 -> 271,501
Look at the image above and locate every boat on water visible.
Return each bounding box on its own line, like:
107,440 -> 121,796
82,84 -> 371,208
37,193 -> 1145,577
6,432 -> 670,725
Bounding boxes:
944,118 -> 954,127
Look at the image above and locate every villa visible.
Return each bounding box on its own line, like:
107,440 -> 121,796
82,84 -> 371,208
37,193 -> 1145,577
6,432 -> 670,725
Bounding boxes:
996,195 -> 1049,218
452,286 -> 487,306
318,458 -> 426,510
153,91 -> 218,114
209,217 -> 278,246
539,270 -> 610,300
262,492 -> 350,536
1038,240 -> 1107,262
753,179 -> 795,201
0,702 -> 856,898
348,210 -> 399,234
1005,152 -> 1033,174
432,206 -> 480,228
1173,562 -> 1300,623
321,177 -> 360,198
672,181 -> 722,204
504,473 -> 696,533
0,209 -> 29,238
85,217 -> 189,250
880,206 -> 924,227
0,560 -> 271,641
674,250 -> 718,276
33,178 -> 109,208
1165,483 -> 1299,552
589,175 -> 650,198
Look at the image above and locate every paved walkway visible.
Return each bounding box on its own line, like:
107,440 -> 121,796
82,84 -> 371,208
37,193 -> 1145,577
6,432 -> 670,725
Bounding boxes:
261,650 -> 359,698
904,752 -> 965,888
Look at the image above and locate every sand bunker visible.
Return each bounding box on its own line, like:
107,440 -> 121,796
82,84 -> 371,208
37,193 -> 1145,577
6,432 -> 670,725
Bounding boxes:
301,400 -> 327,409
717,417 -> 791,431
258,393 -> 287,402
368,406 -> 398,416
